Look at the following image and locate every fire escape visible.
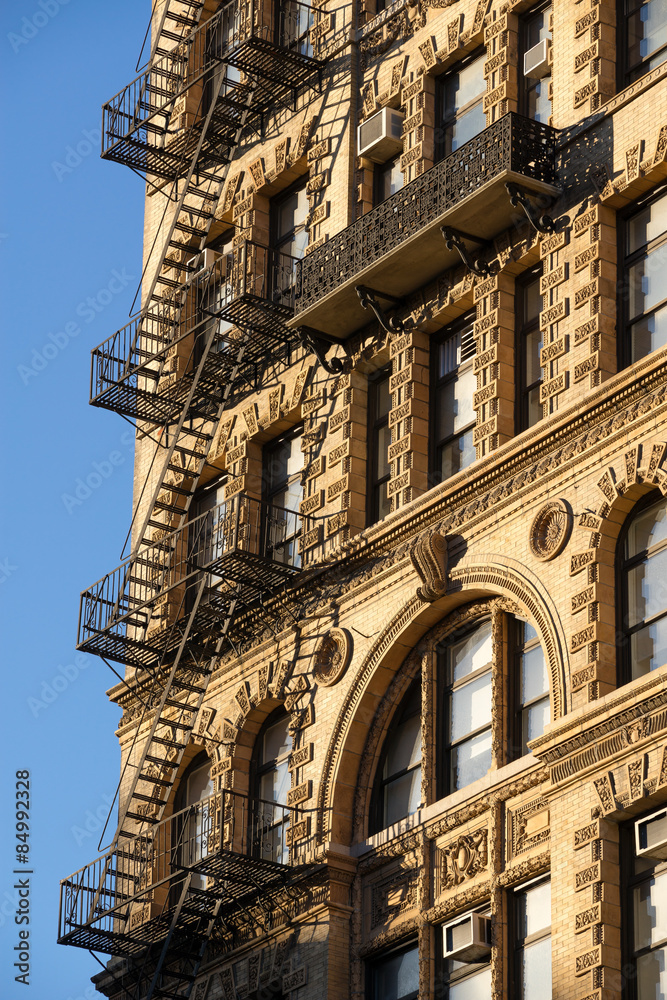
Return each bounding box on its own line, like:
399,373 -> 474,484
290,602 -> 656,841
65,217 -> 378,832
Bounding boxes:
59,2 -> 325,997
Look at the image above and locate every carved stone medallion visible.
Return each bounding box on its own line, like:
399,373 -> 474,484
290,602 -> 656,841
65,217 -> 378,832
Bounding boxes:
529,499 -> 572,561
312,628 -> 352,686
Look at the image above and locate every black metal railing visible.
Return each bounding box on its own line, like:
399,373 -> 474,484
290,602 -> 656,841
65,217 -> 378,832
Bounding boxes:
58,788 -> 306,954
90,241 -> 299,421
296,113 -> 558,311
102,0 -> 320,169
77,494 -> 318,666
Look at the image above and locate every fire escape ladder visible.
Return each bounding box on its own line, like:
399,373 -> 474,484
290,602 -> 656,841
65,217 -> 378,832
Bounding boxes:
149,1 -> 207,64
114,576 -> 235,843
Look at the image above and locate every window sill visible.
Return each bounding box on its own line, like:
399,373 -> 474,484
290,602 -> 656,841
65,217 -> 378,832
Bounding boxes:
351,754 -> 540,857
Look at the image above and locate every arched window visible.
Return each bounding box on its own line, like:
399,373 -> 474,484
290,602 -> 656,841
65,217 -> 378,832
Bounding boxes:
254,711 -> 291,864
620,492 -> 667,682
370,681 -> 422,834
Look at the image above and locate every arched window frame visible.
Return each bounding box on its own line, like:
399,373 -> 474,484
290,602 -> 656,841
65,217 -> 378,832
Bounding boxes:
360,598 -> 552,839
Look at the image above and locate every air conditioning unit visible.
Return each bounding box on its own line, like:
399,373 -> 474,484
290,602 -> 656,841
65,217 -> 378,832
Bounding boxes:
358,107 -> 404,163
187,248 -> 218,276
524,38 -> 551,79
442,912 -> 492,963
636,807 -> 667,860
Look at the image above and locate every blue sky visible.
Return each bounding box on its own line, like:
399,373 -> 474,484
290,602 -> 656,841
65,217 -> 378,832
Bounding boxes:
0,3 -> 151,997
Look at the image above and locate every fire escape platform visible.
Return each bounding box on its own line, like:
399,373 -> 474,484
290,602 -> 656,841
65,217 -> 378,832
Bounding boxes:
292,113 -> 559,340
59,850 -> 319,958
77,495 -> 308,671
91,246 -> 298,425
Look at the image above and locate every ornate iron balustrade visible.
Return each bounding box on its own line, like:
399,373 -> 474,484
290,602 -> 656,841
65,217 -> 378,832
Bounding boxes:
102,0 -> 322,177
77,494 -> 320,669
296,113 -> 558,320
90,241 -> 299,423
58,788 -> 313,956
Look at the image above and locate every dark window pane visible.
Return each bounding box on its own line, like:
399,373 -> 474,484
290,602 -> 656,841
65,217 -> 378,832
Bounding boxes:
375,157 -> 403,204
383,768 -> 422,827
372,946 -> 419,1000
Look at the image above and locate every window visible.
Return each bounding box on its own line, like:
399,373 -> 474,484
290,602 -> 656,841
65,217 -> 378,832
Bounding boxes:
173,753 -> 214,891
263,426 -> 304,566
624,0 -> 667,84
281,0 -> 313,57
370,681 -> 422,834
203,4 -> 241,107
187,476 -> 227,608
513,879 -> 552,1000
196,229 -> 234,361
431,314 -> 477,486
439,620 -> 493,795
254,712 -> 291,865
512,619 -> 550,759
623,814 -> 667,1000
621,189 -> 667,366
368,366 -> 392,525
438,909 -> 492,998
521,4 -> 552,123
271,177 -> 309,261
374,156 -> 403,205
516,268 -> 544,431
368,943 -> 419,1000
619,492 -> 667,682
436,51 -> 486,160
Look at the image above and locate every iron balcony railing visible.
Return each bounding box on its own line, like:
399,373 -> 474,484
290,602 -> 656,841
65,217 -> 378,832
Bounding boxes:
90,241 -> 299,422
102,0 -> 322,177
296,112 -> 558,314
58,788 -> 312,955
77,494 -> 319,669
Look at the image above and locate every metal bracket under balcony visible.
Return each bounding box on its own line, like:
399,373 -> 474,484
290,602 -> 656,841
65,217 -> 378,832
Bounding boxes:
101,0 -> 323,179
293,113 -> 560,340
90,242 -> 299,424
58,789 -> 323,958
77,494 -> 319,671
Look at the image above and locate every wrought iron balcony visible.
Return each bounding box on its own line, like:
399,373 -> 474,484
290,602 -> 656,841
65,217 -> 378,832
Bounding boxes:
77,494 -> 318,670
58,788 -> 319,958
102,0 -> 322,178
90,242 -> 299,424
294,113 -> 559,339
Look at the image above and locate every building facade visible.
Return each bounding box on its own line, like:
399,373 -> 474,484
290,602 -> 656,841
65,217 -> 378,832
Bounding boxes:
58,0 -> 667,998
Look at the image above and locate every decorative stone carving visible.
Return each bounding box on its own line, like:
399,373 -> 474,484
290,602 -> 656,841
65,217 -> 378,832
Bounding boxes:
439,830 -> 488,890
529,499 -> 572,561
312,628 -> 352,686
409,531 -> 448,601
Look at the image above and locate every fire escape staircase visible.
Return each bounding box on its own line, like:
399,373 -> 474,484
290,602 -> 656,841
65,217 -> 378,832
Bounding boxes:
60,6 -> 327,995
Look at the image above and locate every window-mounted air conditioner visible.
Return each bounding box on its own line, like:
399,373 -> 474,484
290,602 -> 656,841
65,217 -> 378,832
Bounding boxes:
524,38 -> 551,80
187,248 -> 218,276
636,807 -> 667,860
358,107 -> 404,163
442,912 -> 492,962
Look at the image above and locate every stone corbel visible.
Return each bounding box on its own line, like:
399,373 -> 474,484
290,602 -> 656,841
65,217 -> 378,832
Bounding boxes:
409,530 -> 448,602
